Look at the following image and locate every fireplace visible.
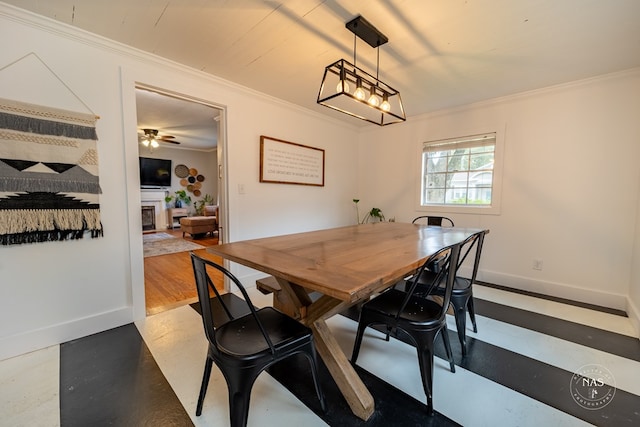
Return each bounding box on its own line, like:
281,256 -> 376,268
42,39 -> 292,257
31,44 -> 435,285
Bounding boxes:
140,190 -> 168,230
141,206 -> 156,231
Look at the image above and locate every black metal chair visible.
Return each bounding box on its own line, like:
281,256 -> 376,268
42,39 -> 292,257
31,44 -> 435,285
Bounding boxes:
351,244 -> 461,415
412,215 -> 455,227
190,253 -> 326,427
413,230 -> 486,356
412,216 -> 454,274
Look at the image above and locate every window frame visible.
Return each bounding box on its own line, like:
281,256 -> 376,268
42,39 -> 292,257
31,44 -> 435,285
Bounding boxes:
415,127 -> 505,216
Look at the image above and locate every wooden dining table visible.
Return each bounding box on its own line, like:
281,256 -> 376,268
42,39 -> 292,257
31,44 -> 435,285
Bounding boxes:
207,221 -> 486,420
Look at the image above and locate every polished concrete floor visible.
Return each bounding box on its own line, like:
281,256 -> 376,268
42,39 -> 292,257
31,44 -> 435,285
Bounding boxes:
1,283 -> 639,426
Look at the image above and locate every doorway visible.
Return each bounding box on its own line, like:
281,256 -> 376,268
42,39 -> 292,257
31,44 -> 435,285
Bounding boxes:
135,86 -> 225,315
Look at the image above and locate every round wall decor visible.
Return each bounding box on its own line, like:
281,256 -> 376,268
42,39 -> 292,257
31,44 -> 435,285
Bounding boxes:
174,164 -> 189,178
176,165 -> 207,195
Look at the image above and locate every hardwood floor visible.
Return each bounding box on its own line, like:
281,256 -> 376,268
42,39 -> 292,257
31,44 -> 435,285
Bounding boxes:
144,228 -> 223,316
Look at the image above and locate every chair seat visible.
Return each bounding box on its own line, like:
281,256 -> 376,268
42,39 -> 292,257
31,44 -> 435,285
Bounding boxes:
216,307 -> 312,356
363,289 -> 443,326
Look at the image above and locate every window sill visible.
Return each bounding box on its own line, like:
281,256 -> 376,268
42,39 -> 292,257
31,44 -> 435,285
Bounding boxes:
418,204 -> 501,216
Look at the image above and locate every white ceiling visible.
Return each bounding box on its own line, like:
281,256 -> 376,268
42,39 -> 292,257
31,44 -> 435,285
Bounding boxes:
5,0 -> 640,147
135,88 -> 220,151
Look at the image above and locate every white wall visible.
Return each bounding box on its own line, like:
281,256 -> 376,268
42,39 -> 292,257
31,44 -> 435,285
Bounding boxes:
358,69 -> 640,325
0,4 -> 359,360
630,173 -> 640,335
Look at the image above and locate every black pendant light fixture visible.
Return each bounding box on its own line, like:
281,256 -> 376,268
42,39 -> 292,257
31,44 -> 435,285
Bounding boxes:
317,16 -> 406,126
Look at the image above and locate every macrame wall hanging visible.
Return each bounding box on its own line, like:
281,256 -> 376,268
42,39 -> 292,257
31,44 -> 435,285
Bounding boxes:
0,54 -> 103,246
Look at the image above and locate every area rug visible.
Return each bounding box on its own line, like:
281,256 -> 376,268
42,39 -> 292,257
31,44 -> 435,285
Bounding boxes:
143,232 -> 204,257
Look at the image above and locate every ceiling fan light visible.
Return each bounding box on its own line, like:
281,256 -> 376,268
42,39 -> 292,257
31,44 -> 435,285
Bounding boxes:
150,139 -> 159,148
142,139 -> 150,147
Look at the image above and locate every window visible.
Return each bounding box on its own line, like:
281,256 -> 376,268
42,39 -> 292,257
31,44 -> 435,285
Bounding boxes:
421,133 -> 496,207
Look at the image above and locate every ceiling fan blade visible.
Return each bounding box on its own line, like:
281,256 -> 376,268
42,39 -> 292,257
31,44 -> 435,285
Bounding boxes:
155,135 -> 180,144
138,129 -> 180,144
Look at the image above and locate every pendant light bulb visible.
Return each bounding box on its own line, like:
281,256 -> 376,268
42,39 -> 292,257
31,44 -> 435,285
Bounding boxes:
368,88 -> 380,107
380,93 -> 391,112
336,79 -> 350,93
354,78 -> 366,100
336,67 -> 350,93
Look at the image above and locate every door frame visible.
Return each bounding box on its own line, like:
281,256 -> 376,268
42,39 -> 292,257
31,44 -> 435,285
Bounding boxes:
123,78 -> 229,320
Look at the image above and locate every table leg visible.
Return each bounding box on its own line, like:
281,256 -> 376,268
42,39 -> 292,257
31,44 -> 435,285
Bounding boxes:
270,280 -> 375,421
312,319 -> 375,421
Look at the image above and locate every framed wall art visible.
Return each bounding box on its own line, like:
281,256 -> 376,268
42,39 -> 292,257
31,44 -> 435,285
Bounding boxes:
259,135 -> 325,186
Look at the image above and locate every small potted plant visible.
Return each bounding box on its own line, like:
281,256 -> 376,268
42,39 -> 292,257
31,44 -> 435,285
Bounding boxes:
362,207 -> 386,223
165,190 -> 192,208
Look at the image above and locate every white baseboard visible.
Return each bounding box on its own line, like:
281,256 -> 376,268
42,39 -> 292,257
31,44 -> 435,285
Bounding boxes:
0,307 -> 132,362
475,269 -> 628,311
627,297 -> 640,340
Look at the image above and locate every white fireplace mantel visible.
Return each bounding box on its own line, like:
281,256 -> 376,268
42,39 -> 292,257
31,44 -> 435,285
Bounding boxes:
140,189 -> 169,231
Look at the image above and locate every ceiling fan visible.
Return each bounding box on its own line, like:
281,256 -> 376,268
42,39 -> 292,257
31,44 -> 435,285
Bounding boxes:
139,128 -> 181,148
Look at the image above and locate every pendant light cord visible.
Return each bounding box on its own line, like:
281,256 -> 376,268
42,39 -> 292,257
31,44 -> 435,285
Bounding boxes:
353,33 -> 357,68
376,45 -> 380,81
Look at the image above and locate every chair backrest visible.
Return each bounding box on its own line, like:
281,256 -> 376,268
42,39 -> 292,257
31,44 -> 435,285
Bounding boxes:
190,253 -> 276,354
454,230 -> 486,282
397,243 -> 461,323
412,215 -> 455,227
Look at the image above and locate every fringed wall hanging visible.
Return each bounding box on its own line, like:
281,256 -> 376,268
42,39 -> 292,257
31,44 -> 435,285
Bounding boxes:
0,97 -> 103,245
